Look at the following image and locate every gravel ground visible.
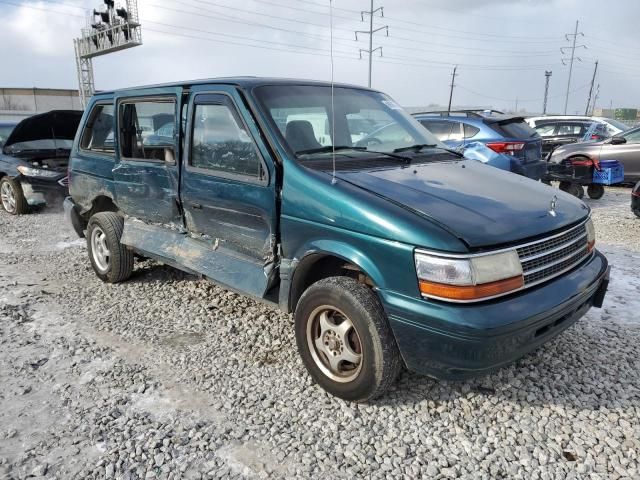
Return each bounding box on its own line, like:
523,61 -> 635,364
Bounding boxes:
0,187 -> 639,479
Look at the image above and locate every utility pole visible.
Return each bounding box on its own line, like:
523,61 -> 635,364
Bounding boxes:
591,83 -> 600,116
543,70 -> 552,115
447,65 -> 458,114
355,1 -> 388,88
585,60 -> 598,115
515,97 -> 518,113
560,20 -> 586,115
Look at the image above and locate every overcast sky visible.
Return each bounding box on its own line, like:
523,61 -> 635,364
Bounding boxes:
1,0 -> 639,114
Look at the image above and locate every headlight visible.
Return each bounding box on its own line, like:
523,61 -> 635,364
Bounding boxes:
415,250 -> 524,302
16,166 -> 60,178
585,218 -> 596,252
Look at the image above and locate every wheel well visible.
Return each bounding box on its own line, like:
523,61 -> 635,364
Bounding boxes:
86,195 -> 118,218
289,254 -> 375,312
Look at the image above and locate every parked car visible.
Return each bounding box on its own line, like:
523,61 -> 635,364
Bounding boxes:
548,126 -> 640,183
413,110 -> 546,180
527,115 -> 630,138
0,121 -> 18,148
0,110 -> 83,214
65,78 -> 609,401
532,119 -> 610,156
632,181 -> 640,218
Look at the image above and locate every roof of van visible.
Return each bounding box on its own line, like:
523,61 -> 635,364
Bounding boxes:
97,77 -> 376,95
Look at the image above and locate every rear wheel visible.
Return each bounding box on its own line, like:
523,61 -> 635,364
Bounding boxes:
559,181 -> 584,199
294,276 -> 402,402
587,184 -> 605,199
87,212 -> 134,283
0,177 -> 29,215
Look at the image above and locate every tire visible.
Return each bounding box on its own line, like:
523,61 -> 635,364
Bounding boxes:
0,177 -> 29,215
86,212 -> 134,283
294,276 -> 402,402
587,184 -> 605,199
559,181 -> 583,199
634,209 -> 640,219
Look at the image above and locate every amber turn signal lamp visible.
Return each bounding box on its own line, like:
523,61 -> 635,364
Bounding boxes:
419,275 -> 524,301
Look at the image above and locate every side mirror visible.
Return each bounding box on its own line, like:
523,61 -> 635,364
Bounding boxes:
608,136 -> 627,145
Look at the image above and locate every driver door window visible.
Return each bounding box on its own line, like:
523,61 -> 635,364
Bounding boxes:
191,103 -> 261,177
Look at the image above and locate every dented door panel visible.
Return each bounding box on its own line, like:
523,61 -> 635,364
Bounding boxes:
180,87 -> 278,289
112,87 -> 184,227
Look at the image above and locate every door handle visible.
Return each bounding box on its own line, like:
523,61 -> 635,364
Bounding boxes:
191,203 -> 203,210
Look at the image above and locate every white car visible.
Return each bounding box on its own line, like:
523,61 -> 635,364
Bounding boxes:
526,116 -> 631,137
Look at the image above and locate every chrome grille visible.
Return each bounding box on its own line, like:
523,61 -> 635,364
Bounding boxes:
517,221 -> 590,287
58,176 -> 69,187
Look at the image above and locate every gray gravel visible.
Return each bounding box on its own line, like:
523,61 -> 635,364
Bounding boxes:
0,187 -> 639,479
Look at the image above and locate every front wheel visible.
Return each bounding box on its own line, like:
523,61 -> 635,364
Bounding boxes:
87,212 -> 134,283
587,184 -> 605,199
294,276 -> 402,402
0,177 -> 29,215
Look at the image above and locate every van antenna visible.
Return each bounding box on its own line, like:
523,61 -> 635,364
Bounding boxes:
329,0 -> 337,185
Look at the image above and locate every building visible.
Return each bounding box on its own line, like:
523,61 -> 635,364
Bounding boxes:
0,87 -> 82,122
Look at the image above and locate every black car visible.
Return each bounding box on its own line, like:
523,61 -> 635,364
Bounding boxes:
632,181 -> 640,218
0,110 -> 82,214
532,119 -> 609,157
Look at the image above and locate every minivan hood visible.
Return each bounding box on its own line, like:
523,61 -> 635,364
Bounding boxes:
3,110 -> 83,153
335,159 -> 589,249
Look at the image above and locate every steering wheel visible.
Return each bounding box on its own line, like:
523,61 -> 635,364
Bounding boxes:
356,137 -> 382,148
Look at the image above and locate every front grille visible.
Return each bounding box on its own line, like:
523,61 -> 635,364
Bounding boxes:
58,176 -> 69,187
516,221 -> 590,287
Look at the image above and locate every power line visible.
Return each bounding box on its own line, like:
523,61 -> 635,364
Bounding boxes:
456,81 -> 591,104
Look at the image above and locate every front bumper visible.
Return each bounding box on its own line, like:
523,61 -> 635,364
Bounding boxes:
381,250 -> 609,380
20,175 -> 68,206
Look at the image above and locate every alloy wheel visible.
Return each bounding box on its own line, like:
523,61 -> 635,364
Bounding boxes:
1,182 -> 17,213
90,226 -> 110,273
306,305 -> 363,383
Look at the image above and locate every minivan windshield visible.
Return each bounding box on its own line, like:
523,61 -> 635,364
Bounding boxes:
254,85 -> 446,160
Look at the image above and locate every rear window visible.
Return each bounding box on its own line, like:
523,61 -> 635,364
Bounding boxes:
490,119 -> 539,139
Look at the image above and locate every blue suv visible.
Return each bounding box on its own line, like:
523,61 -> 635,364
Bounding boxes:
413,110 -> 546,180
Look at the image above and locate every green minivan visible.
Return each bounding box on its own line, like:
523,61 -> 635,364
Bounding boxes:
65,78 -> 609,401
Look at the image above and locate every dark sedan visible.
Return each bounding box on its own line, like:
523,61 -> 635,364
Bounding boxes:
0,110 -> 82,214
548,126 -> 640,183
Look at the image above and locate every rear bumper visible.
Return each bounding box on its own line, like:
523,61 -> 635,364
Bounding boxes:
64,196 -> 87,238
521,159 -> 547,181
20,175 -> 67,206
381,250 -> 609,380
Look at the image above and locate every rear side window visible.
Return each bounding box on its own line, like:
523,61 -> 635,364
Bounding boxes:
119,98 -> 176,162
491,120 -> 539,139
556,123 -> 584,136
534,124 -> 556,137
191,103 -> 261,177
463,124 -> 480,139
420,120 -> 462,141
80,103 -> 115,154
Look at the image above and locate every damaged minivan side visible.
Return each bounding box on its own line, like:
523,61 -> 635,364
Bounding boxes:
65,78 -> 610,402
0,110 -> 82,214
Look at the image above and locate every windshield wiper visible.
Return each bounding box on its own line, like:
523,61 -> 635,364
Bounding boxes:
296,145 -> 364,155
393,144 -> 437,153
297,145 -> 411,164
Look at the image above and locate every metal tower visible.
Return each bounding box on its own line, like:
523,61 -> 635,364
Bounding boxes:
74,0 -> 143,107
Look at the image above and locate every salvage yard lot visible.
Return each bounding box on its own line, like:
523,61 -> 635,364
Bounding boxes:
0,188 -> 639,479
